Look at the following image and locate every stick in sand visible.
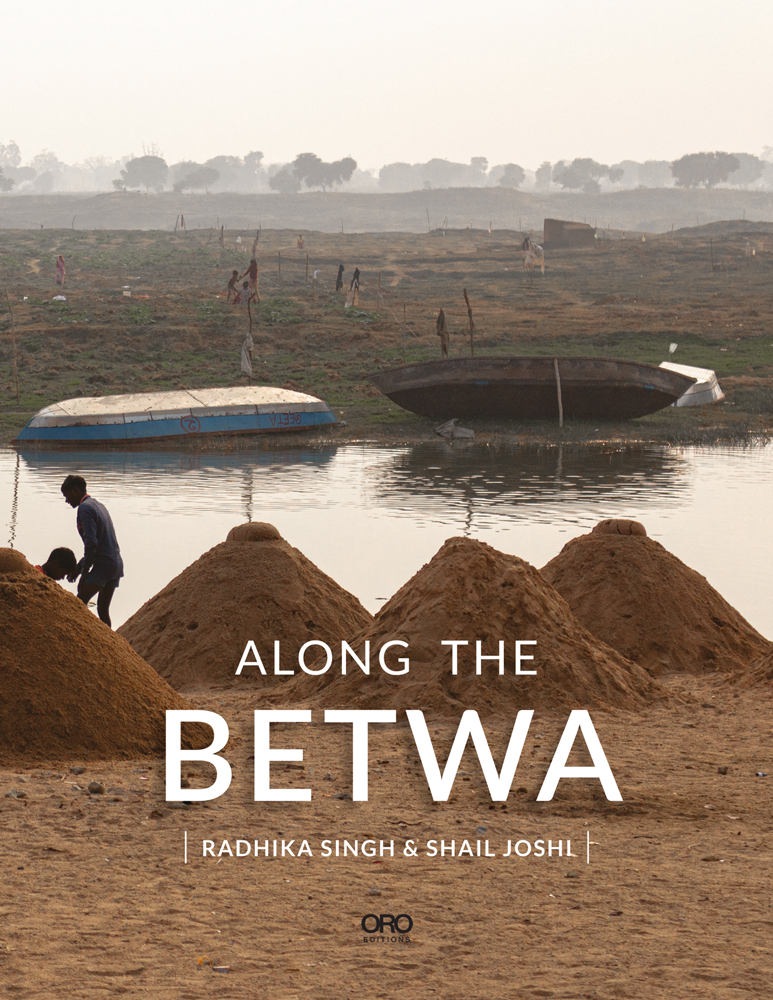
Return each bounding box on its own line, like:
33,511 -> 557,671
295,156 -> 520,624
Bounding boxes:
3,285 -> 20,404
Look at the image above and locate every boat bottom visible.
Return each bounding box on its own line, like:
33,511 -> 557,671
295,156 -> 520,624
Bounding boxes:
386,383 -> 679,421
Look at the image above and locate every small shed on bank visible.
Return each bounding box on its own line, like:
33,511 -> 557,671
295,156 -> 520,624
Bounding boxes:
543,218 -> 597,250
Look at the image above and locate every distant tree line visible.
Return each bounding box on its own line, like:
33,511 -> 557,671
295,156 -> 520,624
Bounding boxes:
0,140 -> 772,195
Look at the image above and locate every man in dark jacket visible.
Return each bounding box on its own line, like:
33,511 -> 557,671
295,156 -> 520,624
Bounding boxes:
61,475 -> 124,628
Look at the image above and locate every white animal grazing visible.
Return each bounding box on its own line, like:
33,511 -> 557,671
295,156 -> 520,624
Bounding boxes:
522,237 -> 545,275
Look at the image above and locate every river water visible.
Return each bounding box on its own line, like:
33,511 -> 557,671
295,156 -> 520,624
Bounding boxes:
2,442 -> 772,636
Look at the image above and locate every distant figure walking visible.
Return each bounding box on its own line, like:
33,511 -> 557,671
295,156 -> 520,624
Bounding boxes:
297,235 -> 305,249
336,264 -> 344,292
55,255 -> 65,285
227,269 -> 239,301
522,238 -> 545,276
61,475 -> 123,628
436,308 -> 450,358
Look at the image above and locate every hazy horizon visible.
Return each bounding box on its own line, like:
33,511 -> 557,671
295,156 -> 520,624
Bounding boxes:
3,0 -> 772,170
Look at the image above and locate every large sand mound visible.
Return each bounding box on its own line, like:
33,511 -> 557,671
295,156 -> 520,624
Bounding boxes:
272,537 -> 656,716
740,647 -> 773,686
541,529 -> 769,676
118,525 -> 372,692
0,550 -> 207,761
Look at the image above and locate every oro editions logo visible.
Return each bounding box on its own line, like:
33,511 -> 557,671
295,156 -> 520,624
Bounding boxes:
361,913 -> 413,944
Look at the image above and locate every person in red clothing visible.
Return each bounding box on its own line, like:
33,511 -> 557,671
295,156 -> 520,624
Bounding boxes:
35,547 -> 78,580
240,258 -> 259,300
55,255 -> 65,285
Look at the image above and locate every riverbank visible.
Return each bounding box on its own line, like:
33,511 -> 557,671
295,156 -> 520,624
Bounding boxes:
2,224 -> 773,448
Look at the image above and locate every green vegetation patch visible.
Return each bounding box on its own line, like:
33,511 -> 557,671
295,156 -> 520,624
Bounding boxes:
345,307 -> 380,325
258,296 -> 303,325
126,303 -> 153,325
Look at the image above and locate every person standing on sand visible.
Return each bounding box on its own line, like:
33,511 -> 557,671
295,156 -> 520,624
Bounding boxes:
55,255 -> 65,285
336,264 -> 344,292
61,475 -> 124,628
227,270 -> 240,301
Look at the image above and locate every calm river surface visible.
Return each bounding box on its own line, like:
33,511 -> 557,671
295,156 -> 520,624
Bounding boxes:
1,443 -> 772,635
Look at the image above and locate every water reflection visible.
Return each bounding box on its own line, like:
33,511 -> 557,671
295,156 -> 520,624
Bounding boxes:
15,447 -> 338,519
2,442 -> 772,636
363,443 -> 691,532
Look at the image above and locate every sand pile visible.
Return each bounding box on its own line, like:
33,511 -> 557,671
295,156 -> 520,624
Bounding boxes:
740,648 -> 773,686
273,537 -> 655,716
0,549 -> 207,761
540,526 -> 769,676
118,524 -> 372,692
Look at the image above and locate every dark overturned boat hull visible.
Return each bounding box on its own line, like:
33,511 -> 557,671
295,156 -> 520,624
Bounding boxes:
365,357 -> 696,421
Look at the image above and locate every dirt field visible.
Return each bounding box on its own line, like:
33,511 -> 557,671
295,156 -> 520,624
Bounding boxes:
2,187 -> 773,233
1,674 -> 771,998
2,221 -> 773,448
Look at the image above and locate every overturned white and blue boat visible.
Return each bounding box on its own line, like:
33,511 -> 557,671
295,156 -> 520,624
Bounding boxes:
15,387 -> 338,445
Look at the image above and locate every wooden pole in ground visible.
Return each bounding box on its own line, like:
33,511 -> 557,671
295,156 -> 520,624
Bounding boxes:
554,358 -> 564,428
427,209 -> 431,232
463,288 -> 475,357
4,285 -> 20,405
305,255 -> 309,282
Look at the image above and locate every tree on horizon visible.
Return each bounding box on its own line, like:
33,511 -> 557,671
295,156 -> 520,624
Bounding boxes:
173,166 -> 220,193
113,155 -> 169,192
671,151 -> 740,188
498,163 -> 525,188
269,153 -> 357,193
552,158 -> 623,195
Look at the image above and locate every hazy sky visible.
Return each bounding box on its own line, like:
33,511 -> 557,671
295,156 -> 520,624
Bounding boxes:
3,0 -> 772,170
